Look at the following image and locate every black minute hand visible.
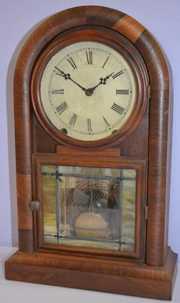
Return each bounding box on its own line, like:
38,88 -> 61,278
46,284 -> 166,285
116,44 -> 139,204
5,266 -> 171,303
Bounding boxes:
100,72 -> 114,85
54,66 -> 87,92
85,72 -> 114,96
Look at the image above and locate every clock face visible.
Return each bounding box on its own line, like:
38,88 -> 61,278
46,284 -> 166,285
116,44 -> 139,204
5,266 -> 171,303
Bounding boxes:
40,41 -> 137,141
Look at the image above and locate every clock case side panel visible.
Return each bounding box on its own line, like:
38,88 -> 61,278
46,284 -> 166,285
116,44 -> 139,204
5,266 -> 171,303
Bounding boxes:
13,43 -> 34,252
112,11 -> 174,266
135,30 -> 173,267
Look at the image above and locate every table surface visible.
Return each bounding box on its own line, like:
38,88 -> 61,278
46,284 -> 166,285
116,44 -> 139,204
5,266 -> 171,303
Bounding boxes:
0,247 -> 179,303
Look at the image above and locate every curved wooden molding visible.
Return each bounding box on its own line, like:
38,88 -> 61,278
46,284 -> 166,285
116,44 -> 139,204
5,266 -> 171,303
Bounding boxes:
113,15 -> 145,43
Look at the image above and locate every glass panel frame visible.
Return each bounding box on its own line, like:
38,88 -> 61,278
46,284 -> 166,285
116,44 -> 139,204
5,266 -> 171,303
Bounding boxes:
33,153 -> 146,259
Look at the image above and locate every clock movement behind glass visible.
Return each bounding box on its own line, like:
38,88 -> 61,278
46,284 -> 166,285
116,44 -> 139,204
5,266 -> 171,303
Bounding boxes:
5,6 -> 177,300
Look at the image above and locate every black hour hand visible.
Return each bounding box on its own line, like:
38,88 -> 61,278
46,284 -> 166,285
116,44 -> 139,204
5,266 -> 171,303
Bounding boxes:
55,66 -> 87,92
54,66 -> 70,79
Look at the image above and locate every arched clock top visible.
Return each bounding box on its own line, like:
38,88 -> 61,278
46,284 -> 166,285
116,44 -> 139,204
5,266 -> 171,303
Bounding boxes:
14,5 -> 171,147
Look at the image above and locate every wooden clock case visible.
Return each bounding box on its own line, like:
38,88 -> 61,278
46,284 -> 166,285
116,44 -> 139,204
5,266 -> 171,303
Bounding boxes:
5,6 -> 177,300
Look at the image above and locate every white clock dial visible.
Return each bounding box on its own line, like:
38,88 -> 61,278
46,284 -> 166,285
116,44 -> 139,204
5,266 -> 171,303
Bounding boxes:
40,41 -> 137,141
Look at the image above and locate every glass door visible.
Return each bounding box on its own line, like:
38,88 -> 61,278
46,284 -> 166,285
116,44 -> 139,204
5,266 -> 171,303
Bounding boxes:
40,165 -> 137,252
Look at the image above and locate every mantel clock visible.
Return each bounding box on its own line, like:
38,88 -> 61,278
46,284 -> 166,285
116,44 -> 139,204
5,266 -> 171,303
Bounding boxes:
5,6 -> 177,300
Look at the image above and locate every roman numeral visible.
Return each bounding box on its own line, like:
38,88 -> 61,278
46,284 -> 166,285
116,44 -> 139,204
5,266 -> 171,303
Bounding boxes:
51,89 -> 64,94
86,49 -> 93,64
56,102 -> 67,114
112,70 -> 124,79
116,89 -> 129,95
67,56 -> 77,70
69,113 -> 77,127
102,55 -> 110,68
103,116 -> 111,128
87,118 -> 92,133
111,103 -> 125,114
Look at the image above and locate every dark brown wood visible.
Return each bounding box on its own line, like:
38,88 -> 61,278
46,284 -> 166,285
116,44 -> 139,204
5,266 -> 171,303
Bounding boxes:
16,174 -> 33,252
32,116 -> 57,153
18,230 -> 34,252
5,5 -> 177,300
5,248 -> 177,300
113,17 -> 173,266
56,146 -> 121,157
135,30 -> 172,266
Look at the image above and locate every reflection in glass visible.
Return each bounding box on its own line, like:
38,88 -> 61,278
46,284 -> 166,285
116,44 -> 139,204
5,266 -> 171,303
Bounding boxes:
41,165 -> 136,251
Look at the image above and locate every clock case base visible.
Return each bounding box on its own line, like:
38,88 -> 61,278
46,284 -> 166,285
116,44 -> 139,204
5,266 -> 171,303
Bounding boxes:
5,247 -> 177,300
